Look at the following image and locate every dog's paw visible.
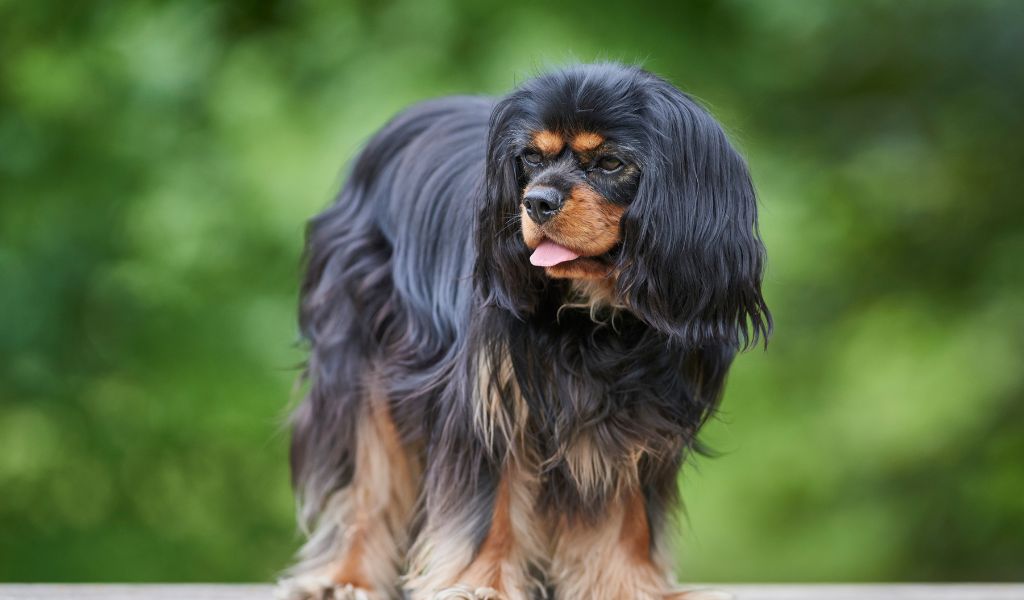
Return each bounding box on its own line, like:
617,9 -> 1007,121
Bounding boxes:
431,586 -> 505,600
276,576 -> 377,600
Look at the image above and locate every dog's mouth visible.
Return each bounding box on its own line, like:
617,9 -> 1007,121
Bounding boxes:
529,238 -> 615,280
529,239 -> 580,267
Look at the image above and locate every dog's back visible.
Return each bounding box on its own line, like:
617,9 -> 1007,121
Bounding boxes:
325,95 -> 492,345
290,96 -> 492,527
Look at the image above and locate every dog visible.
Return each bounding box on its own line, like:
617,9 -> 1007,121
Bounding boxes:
278,62 -> 770,600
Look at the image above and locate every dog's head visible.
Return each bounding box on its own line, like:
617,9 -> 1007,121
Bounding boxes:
476,63 -> 770,349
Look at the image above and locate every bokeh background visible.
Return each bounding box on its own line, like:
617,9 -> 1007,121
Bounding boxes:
2,0 -> 1023,584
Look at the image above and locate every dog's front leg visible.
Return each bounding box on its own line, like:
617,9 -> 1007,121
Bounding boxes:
406,463 -> 546,600
549,489 -> 731,600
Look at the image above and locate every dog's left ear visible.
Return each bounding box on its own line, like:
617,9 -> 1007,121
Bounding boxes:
474,94 -> 546,316
617,80 -> 771,349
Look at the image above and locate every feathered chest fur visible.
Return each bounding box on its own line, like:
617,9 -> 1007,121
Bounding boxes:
473,306 -> 725,518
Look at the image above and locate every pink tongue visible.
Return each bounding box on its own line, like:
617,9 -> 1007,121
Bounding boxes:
530,239 -> 580,267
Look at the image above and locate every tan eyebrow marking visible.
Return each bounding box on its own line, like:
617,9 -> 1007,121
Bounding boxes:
570,132 -> 604,152
532,130 -> 565,155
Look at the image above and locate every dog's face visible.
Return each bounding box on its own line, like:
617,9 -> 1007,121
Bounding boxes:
517,129 -> 640,282
476,63 -> 771,349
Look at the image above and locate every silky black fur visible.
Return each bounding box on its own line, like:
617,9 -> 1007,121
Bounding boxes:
289,62 -> 770,588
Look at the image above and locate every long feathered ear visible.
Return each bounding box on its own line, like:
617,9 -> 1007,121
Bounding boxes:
474,94 -> 546,315
617,80 -> 771,349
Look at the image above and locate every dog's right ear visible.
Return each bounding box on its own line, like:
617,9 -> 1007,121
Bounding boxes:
615,79 -> 771,350
474,94 -> 547,317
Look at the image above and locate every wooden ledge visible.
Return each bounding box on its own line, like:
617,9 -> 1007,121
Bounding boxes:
1,585 -> 1022,600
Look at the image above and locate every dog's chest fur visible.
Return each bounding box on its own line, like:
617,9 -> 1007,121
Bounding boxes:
475,315 -> 695,515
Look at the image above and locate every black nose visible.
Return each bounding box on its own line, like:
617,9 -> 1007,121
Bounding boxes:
522,187 -> 564,224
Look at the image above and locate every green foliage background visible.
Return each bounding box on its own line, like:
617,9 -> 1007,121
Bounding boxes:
2,0 -> 1023,584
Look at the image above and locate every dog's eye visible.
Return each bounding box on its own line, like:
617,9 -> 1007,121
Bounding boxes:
596,156 -> 623,172
522,151 -> 542,166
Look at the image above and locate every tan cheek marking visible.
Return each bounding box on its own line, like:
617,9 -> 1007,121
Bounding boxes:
551,184 -> 625,255
532,130 -> 564,155
570,132 -> 604,152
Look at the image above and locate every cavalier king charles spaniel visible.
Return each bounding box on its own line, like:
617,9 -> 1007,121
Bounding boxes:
279,62 -> 770,600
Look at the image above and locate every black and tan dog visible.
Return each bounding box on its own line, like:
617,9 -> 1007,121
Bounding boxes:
279,63 -> 770,600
